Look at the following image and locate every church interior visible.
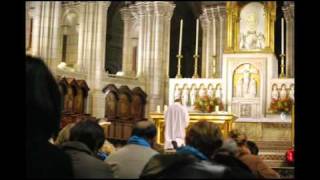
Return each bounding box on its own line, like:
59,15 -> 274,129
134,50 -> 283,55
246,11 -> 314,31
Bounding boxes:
26,1 -> 295,178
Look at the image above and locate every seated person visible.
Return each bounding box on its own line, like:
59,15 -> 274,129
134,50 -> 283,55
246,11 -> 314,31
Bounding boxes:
212,138 -> 256,179
61,120 -> 113,178
106,121 -> 159,178
229,130 -> 280,179
26,56 -> 73,178
140,121 -> 234,179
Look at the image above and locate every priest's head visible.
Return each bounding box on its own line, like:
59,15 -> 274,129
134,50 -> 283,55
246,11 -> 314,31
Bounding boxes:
174,98 -> 182,103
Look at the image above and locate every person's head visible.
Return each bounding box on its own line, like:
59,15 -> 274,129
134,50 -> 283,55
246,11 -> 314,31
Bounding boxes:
131,121 -> 157,145
216,138 -> 240,157
174,98 -> 182,104
26,55 -> 62,142
185,121 -> 223,158
69,120 -> 105,153
246,140 -> 259,155
228,129 -> 247,147
54,123 -> 76,145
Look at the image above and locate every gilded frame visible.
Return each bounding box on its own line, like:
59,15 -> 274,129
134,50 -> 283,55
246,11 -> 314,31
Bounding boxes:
225,2 -> 276,53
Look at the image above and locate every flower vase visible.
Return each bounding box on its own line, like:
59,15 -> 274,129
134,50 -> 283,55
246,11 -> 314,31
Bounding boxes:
280,112 -> 287,121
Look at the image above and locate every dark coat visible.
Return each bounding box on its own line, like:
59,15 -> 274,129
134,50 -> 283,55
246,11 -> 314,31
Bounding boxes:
212,153 -> 256,179
61,141 -> 114,178
27,141 -> 73,178
140,153 -> 233,179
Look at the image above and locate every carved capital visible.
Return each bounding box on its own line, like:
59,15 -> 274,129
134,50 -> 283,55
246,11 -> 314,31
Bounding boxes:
120,7 -> 133,21
282,3 -> 294,23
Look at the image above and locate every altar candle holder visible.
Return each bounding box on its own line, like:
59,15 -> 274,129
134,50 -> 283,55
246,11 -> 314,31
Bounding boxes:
192,54 -> 199,78
175,54 -> 183,78
280,53 -> 286,78
212,55 -> 217,78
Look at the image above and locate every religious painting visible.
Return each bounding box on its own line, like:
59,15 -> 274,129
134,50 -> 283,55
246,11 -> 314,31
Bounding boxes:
105,92 -> 117,120
233,63 -> 260,98
74,88 -> 84,113
239,2 -> 265,51
225,2 -> 276,53
131,95 -> 143,121
117,94 -> 131,119
64,86 -> 74,112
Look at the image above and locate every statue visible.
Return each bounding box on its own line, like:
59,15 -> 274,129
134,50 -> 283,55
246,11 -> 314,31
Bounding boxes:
249,77 -> 257,97
236,66 -> 257,98
215,86 -> 222,100
199,84 -> 207,98
240,12 -> 265,50
271,85 -> 279,100
174,84 -> 181,100
280,85 -> 287,100
207,84 -> 214,98
181,84 -> 189,106
190,85 -> 197,106
289,85 -> 294,100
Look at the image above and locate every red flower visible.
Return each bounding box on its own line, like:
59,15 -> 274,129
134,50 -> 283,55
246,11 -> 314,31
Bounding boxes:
286,147 -> 294,165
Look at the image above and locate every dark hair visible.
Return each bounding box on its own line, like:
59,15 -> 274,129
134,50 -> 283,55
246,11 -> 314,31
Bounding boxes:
69,120 -> 105,152
228,129 -> 247,146
131,121 -> 157,140
185,121 -> 223,158
246,140 -> 259,155
26,56 -> 62,142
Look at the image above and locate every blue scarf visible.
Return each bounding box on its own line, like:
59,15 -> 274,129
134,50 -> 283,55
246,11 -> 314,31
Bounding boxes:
176,145 -> 208,160
127,135 -> 151,148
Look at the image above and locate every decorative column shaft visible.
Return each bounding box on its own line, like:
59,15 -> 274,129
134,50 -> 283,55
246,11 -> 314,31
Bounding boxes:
133,2 -> 175,114
283,2 -> 294,78
120,7 -> 134,76
83,2 -> 110,117
216,5 -> 226,78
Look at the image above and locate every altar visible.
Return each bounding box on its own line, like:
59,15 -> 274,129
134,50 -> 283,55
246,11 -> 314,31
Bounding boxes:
149,112 -> 237,145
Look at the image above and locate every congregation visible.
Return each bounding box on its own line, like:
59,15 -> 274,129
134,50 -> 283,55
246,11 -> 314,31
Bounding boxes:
27,56 -> 280,179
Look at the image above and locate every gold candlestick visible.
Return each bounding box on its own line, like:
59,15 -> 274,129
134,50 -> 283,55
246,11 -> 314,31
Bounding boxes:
212,55 -> 217,78
192,54 -> 199,78
280,53 -> 286,78
175,54 -> 183,78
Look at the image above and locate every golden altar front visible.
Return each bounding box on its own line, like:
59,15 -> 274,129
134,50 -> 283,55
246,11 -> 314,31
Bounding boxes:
149,112 -> 238,145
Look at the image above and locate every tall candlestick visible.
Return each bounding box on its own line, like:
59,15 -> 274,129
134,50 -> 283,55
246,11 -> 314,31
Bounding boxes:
281,18 -> 284,54
213,21 -> 216,56
178,19 -> 183,55
195,19 -> 199,55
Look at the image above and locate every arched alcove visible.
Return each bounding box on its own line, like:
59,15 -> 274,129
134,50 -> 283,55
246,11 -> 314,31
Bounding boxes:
169,2 -> 202,78
61,10 -> 79,66
105,2 -> 125,74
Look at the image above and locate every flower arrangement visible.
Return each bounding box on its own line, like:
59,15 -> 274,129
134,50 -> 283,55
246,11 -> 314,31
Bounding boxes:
193,95 -> 223,113
269,97 -> 293,114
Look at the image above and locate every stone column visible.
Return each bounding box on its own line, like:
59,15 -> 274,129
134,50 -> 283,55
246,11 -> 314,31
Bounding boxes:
120,7 -> 135,76
30,1 -> 41,57
283,2 -> 294,78
200,13 -> 210,78
28,1 -> 62,71
200,7 -> 218,78
133,2 -> 175,114
82,2 -> 110,117
216,5 -> 226,78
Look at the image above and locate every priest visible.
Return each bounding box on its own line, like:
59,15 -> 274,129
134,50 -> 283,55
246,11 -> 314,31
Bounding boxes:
164,98 -> 190,149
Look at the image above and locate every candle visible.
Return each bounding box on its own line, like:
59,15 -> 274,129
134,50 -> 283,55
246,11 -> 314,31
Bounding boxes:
156,105 -> 161,113
281,18 -> 284,54
195,19 -> 199,55
178,19 -> 183,55
213,22 -> 216,56
215,105 -> 219,112
164,105 -> 168,112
